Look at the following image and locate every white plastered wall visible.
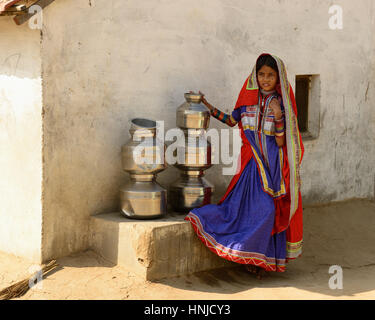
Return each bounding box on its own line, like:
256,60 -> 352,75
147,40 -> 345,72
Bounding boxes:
0,16 -> 42,262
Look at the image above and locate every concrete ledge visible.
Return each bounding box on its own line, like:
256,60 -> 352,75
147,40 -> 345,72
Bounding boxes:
89,212 -> 233,280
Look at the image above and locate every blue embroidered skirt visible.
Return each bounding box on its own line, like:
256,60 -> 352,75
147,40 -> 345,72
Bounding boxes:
185,158 -> 287,272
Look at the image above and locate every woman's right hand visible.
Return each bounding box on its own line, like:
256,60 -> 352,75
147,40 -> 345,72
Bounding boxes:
198,91 -> 208,105
188,90 -> 208,104
189,91 -> 213,113
196,91 -> 212,111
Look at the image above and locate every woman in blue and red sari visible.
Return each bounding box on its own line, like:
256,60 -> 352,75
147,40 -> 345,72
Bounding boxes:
185,53 -> 304,279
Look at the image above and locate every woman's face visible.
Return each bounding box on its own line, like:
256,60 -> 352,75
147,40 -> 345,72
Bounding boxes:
257,65 -> 278,91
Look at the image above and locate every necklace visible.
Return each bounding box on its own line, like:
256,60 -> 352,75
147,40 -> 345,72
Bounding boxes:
260,89 -> 276,96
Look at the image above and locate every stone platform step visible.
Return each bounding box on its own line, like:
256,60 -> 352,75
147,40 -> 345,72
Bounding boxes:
89,212 -> 233,281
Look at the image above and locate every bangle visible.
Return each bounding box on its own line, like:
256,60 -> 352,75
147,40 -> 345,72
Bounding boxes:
275,120 -> 285,133
275,126 -> 285,133
211,107 -> 230,124
275,131 -> 285,137
275,117 -> 284,122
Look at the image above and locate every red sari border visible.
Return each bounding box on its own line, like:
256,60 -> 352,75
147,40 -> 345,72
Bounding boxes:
185,212 -> 286,273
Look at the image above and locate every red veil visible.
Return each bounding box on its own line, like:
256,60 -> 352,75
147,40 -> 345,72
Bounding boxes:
219,53 -> 304,259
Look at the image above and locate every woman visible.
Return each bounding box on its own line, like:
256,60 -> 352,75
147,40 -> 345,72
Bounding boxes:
185,53 -> 304,279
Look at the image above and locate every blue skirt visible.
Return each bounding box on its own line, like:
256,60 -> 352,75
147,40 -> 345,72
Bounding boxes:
185,158 -> 287,272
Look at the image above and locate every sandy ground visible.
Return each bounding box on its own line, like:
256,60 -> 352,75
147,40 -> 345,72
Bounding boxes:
1,199 -> 375,300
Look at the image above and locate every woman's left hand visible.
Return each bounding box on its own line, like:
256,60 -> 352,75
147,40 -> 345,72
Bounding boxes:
269,98 -> 282,120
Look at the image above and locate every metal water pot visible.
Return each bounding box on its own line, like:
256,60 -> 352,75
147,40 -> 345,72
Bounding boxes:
173,128 -> 212,172
169,170 -> 214,213
176,92 -> 210,129
120,118 -> 167,219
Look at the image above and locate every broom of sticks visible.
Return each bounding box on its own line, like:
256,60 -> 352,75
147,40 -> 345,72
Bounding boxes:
0,260 -> 58,300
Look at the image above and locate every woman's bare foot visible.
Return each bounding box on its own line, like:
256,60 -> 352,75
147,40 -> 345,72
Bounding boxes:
245,264 -> 257,274
255,267 -> 267,280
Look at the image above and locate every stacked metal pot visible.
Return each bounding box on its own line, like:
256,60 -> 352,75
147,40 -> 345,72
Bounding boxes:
120,118 -> 167,219
169,92 -> 214,213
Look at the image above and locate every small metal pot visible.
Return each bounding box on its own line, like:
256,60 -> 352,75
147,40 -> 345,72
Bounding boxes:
169,170 -> 214,213
176,92 -> 210,129
173,129 -> 212,172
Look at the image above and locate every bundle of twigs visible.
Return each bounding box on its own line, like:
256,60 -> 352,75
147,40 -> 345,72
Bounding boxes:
0,259 -> 58,300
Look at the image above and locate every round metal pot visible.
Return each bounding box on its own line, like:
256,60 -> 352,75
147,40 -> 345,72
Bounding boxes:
169,171 -> 214,213
176,92 -> 210,129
